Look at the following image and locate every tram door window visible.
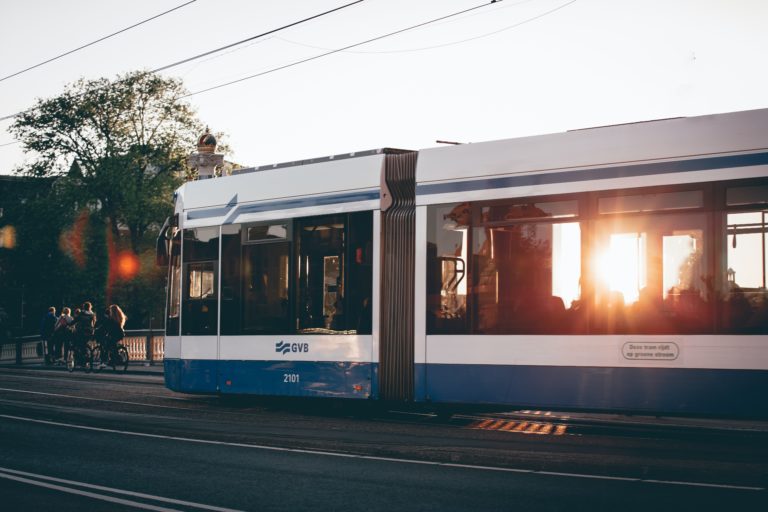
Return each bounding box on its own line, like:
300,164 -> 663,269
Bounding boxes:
722,195 -> 768,332
294,212 -> 372,334
347,211 -> 373,334
166,229 -> 181,336
181,227 -> 219,335
593,193 -> 710,334
295,215 -> 347,333
220,224 -> 242,335
241,222 -> 291,334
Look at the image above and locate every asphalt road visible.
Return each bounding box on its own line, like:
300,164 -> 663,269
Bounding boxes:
0,367 -> 765,511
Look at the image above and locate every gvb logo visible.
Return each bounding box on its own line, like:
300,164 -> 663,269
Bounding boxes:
275,341 -> 309,355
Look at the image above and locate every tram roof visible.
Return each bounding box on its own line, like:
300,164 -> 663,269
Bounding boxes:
416,108 -> 768,185
231,147 -> 411,175
177,147 -> 411,215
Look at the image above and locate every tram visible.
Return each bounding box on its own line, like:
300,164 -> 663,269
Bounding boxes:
158,108 -> 768,415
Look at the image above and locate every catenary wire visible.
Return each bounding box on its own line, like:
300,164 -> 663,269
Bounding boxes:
181,0 -> 504,99
275,0 -> 576,54
0,1 -> 198,83
0,0 -> 366,123
149,0 -> 365,74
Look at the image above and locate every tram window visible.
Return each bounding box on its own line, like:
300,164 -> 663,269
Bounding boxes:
483,199 -> 578,221
242,240 -> 290,334
722,210 -> 768,333
220,224 -> 242,335
246,223 -> 289,243
187,262 -> 215,299
166,229 -> 181,336
183,227 -> 219,261
727,185 -> 768,206
599,190 -> 703,214
427,203 -> 470,334
473,217 -> 583,334
181,227 -> 219,336
182,260 -> 218,336
592,212 -> 710,334
296,215 -> 349,333
347,211 -> 373,334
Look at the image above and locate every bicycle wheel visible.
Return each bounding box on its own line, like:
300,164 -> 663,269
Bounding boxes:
89,345 -> 102,373
84,346 -> 94,373
113,346 -> 129,373
66,348 -> 75,373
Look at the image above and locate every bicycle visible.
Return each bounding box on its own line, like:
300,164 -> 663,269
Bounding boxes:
64,339 -> 94,373
90,339 -> 129,373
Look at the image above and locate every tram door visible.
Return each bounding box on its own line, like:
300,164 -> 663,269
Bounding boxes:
179,227 -> 220,392
242,245 -> 291,333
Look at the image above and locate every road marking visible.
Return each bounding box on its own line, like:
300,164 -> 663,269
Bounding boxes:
0,369 -> 159,382
0,386 -> 193,412
0,467 -> 244,511
0,471 -> 179,512
0,413 -> 763,492
469,419 -> 568,435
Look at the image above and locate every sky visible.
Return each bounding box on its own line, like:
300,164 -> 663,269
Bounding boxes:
1,0 -> 767,174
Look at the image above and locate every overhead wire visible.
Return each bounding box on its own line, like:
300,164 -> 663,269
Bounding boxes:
149,0 -> 365,74
0,0 -> 198,83
180,0 -> 506,99
0,0 -> 367,123
0,0 -> 567,146
274,0 -> 577,54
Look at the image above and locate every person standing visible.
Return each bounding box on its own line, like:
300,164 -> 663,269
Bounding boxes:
39,307 -> 57,365
52,307 -> 73,364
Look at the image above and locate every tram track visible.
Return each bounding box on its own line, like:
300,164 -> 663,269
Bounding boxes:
1,367 -> 766,492
2,367 -> 767,443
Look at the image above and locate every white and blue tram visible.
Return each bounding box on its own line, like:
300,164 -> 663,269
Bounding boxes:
159,108 -> 768,415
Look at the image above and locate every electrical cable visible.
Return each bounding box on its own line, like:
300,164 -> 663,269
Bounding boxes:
0,0 -> 198,83
275,0 -> 576,54
181,0 -> 504,99
150,0 -> 365,74
0,0 -> 366,122
0,0 -> 568,150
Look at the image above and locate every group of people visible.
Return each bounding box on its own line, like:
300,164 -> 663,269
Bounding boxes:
40,302 -> 127,366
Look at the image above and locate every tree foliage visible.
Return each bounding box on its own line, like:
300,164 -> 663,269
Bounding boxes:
10,71 -> 204,251
7,71 -> 221,329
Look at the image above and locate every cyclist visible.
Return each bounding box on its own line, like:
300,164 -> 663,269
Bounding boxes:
99,304 -> 127,367
72,302 -> 96,353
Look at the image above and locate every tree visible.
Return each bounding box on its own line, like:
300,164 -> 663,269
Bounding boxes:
8,71 -> 223,329
10,71 -> 207,252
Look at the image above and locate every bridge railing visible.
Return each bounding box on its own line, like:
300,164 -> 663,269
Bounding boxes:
0,330 -> 165,366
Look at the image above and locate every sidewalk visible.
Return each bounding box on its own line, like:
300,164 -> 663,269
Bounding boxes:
0,359 -> 164,377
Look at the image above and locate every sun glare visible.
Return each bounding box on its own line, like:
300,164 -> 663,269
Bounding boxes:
115,250 -> 140,280
597,233 -> 646,305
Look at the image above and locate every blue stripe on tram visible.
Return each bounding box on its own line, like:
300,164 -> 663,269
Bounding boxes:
165,359 -> 768,415
164,359 -> 375,399
415,364 -> 768,415
416,151 -> 768,196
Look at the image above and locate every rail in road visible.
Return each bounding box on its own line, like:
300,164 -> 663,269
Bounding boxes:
0,366 -> 766,510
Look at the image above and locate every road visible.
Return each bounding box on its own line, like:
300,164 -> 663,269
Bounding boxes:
0,367 -> 765,511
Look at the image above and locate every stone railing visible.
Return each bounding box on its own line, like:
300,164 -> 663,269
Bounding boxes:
0,330 -> 164,365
